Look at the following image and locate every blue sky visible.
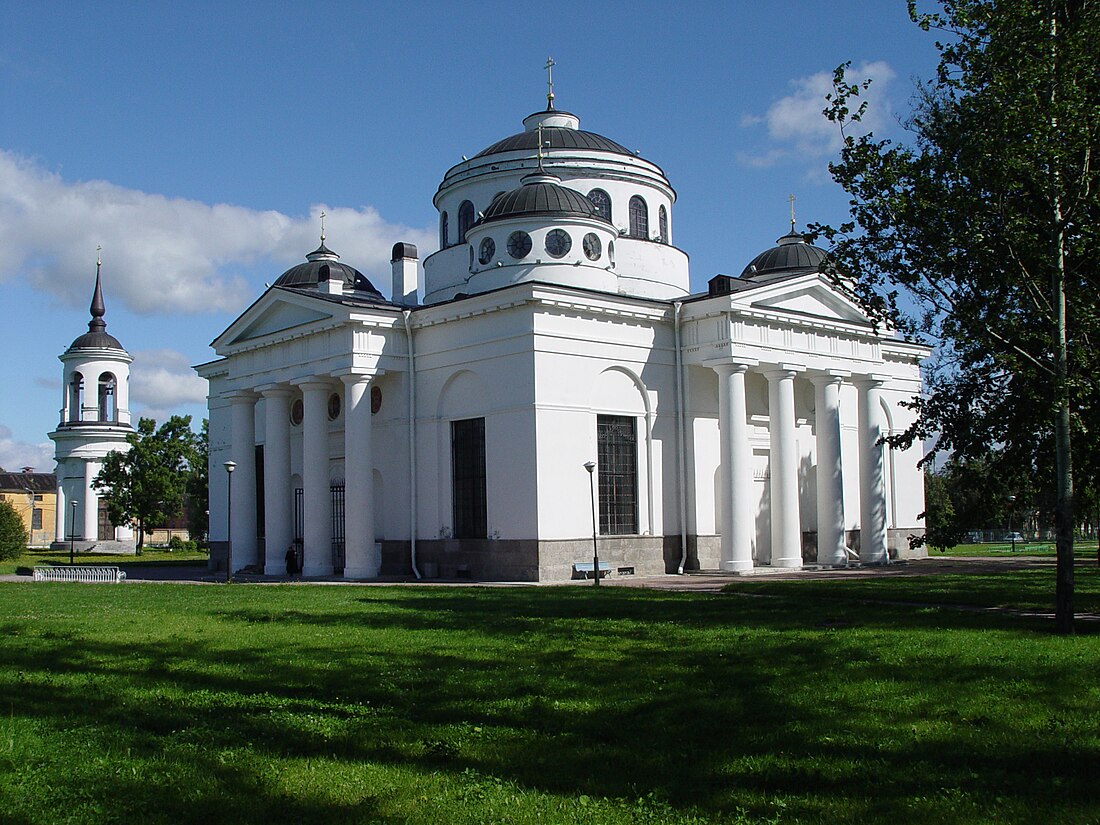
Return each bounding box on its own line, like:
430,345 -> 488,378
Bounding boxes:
0,1 -> 943,471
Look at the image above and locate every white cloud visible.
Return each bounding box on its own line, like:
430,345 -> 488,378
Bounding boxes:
0,150 -> 436,315
0,424 -> 54,474
129,348 -> 209,423
740,61 -> 897,168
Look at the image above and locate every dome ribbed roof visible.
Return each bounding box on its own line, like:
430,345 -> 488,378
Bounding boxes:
740,230 -> 829,278
273,243 -> 385,298
476,126 -> 632,159
480,173 -> 607,224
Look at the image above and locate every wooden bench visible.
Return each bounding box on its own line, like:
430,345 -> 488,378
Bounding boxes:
33,566 -> 126,584
573,561 -> 611,579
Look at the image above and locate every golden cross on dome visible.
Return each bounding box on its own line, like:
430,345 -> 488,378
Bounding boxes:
320,210 -> 327,243
545,56 -> 556,110
96,244 -> 102,273
788,194 -> 796,229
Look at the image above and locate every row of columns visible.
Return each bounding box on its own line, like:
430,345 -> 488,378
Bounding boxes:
713,361 -> 888,571
223,371 -> 379,578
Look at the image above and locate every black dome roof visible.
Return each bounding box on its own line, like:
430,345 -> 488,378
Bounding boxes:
476,125 -> 633,159
273,243 -> 385,298
480,173 -> 608,225
740,230 -> 829,278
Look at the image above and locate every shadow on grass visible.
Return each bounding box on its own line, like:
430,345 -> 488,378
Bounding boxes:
1,585 -> 1099,824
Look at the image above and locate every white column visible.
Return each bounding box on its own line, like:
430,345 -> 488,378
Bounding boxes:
765,367 -> 802,568
298,380 -> 333,576
55,477 -> 67,544
341,373 -> 379,578
857,377 -> 888,563
812,372 -> 848,566
261,386 -> 293,575
227,391 -> 259,571
714,363 -> 754,572
83,460 -> 98,541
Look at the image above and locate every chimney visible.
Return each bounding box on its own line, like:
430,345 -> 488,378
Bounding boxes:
390,242 -> 419,307
319,263 -> 343,296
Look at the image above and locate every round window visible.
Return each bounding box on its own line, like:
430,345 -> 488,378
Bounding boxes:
370,385 -> 382,414
327,392 -> 341,420
290,399 -> 304,426
507,230 -> 532,259
545,229 -> 571,259
478,236 -> 496,265
582,233 -> 601,261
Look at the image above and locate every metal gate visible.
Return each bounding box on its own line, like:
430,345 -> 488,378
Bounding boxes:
291,486 -> 346,573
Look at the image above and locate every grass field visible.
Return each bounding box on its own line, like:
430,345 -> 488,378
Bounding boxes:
930,542 -> 1058,557
0,547 -> 209,576
1,570 -> 1098,824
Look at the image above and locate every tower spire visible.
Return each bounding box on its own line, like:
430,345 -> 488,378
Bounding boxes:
89,246 -> 107,335
545,56 -> 555,110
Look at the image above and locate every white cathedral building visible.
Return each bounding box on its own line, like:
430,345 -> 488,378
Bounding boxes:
197,94 -> 929,581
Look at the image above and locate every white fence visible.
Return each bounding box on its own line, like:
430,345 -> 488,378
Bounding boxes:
33,566 -> 126,583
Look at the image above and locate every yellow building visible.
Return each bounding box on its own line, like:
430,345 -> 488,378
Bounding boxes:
0,469 -> 57,548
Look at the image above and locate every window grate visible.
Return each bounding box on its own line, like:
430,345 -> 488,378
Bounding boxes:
451,418 -> 487,539
597,415 -> 637,535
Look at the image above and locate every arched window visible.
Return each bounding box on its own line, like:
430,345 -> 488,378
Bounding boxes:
628,196 -> 648,239
588,188 -> 612,223
98,373 -> 117,423
458,201 -> 475,243
69,372 -> 84,422
659,205 -> 669,243
440,212 -> 449,248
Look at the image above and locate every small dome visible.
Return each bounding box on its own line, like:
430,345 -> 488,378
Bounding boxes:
67,268 -> 127,353
274,243 -> 385,298
391,242 -> 418,261
740,230 -> 829,278
480,173 -> 607,225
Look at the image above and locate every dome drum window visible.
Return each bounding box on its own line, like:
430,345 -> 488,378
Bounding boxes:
478,237 -> 496,265
588,189 -> 611,223
659,206 -> 669,244
582,233 -> 602,261
507,231 -> 532,259
440,212 -> 449,248
458,201 -> 475,244
628,196 -> 648,239
545,229 -> 571,259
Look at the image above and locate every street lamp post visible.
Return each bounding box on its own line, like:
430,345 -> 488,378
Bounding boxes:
224,461 -> 237,583
69,499 -> 78,565
1008,494 -> 1017,551
583,461 -> 600,587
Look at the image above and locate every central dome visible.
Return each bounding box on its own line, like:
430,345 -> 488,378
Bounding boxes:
474,109 -> 635,159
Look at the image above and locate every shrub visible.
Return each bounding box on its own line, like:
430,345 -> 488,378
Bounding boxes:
167,535 -> 197,552
0,499 -> 28,561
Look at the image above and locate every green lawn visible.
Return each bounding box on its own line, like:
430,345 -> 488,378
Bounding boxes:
1,573 -> 1098,824
930,542 -> 1058,557
0,546 -> 209,575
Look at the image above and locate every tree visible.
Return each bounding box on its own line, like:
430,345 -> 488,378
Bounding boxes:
94,415 -> 199,550
815,0 -> 1099,633
185,419 -> 209,545
0,499 -> 28,561
922,470 -> 962,551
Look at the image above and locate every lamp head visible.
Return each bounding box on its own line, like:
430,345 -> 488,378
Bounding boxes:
224,460 -> 237,474
583,461 -> 596,474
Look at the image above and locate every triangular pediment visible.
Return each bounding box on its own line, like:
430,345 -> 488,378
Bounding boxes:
232,301 -> 333,343
211,290 -> 339,351
736,275 -> 873,325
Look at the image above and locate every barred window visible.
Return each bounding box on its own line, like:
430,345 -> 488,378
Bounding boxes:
628,196 -> 648,239
452,418 -> 487,539
597,415 -> 637,535
32,508 -> 42,530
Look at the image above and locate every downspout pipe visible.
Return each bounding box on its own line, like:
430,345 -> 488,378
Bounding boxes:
674,301 -> 689,574
403,310 -> 421,579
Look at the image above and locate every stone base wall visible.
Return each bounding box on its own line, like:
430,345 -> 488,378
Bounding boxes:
50,539 -> 136,555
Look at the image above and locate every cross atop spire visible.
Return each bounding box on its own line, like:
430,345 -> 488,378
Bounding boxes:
545,56 -> 556,110
788,194 -> 796,230
320,210 -> 327,244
